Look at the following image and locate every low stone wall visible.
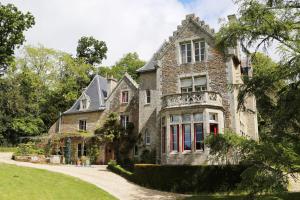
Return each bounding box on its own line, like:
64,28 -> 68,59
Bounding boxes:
13,155 -> 47,164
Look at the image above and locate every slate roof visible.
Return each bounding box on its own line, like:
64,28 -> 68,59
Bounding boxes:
63,75 -> 107,114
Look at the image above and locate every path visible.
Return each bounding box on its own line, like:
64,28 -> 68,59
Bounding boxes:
0,153 -> 185,200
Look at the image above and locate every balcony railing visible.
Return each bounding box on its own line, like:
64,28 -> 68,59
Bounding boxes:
162,91 -> 222,109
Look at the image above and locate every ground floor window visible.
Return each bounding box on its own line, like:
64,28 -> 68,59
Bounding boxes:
78,143 -> 82,157
182,124 -> 191,151
194,123 -> 204,150
170,125 -> 179,152
210,123 -> 218,136
162,127 -> 166,153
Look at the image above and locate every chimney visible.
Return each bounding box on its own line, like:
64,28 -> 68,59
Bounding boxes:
107,76 -> 118,96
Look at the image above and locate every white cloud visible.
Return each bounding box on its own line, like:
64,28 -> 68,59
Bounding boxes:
2,0 -> 236,65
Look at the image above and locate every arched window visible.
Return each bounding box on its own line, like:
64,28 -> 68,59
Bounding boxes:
145,129 -> 150,145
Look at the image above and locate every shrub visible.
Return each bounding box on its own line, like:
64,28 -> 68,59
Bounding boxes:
14,142 -> 45,156
107,160 -> 133,179
131,164 -> 248,193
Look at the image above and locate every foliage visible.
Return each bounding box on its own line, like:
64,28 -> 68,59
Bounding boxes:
14,142 -> 44,156
139,149 -> 156,164
0,3 -> 35,70
107,162 -> 247,193
76,36 -> 107,65
0,147 -> 17,152
107,160 -> 133,179
215,0 -> 300,197
98,52 -> 145,81
0,163 -> 116,200
0,45 -> 95,144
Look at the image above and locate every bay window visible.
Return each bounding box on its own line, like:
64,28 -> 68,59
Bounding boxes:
162,127 -> 166,153
194,123 -> 204,150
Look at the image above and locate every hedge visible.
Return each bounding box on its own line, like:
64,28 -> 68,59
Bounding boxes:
107,161 -> 248,193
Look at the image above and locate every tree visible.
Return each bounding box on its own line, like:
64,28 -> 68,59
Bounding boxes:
98,52 -> 145,81
76,36 -> 107,65
0,3 -> 35,70
213,0 -> 300,197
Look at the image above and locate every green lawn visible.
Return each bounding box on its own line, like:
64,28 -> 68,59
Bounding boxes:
0,147 -> 17,152
0,163 -> 116,200
185,192 -> 300,200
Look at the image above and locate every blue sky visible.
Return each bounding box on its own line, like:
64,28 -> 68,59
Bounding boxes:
3,0 -> 237,65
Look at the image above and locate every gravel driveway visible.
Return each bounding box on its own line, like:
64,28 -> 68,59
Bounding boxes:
0,153 -> 185,200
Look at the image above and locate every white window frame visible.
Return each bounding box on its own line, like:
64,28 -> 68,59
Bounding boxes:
145,129 -> 151,145
179,39 -> 206,64
145,90 -> 151,104
79,120 -> 87,131
180,42 -> 192,64
180,75 -> 207,93
121,90 -> 129,104
120,115 -> 129,129
194,40 -> 205,62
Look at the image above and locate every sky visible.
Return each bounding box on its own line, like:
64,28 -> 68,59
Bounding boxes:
2,0 -> 238,66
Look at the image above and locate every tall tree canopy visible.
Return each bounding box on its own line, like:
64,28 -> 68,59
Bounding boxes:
0,3 -> 35,70
98,52 -> 145,81
0,45 -> 95,144
76,36 -> 107,65
210,0 -> 300,197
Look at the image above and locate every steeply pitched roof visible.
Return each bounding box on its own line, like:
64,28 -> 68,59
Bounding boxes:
64,75 -> 107,114
137,13 -> 215,73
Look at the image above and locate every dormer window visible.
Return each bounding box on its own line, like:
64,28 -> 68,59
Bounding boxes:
79,93 -> 90,110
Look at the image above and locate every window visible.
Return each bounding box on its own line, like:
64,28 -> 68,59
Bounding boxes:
182,124 -> 191,151
182,114 -> 191,123
194,124 -> 204,150
194,113 -> 203,122
81,99 -> 87,109
180,76 -> 207,93
170,115 -> 181,123
79,120 -> 87,131
78,143 -> 82,157
170,125 -> 179,152
162,127 -> 166,153
134,145 -> 138,156
120,115 -> 129,129
210,123 -> 219,136
145,129 -> 150,145
146,90 -> 151,104
209,113 -> 218,121
194,76 -> 207,91
121,91 -> 129,103
180,78 -> 193,93
194,41 -> 205,62
180,42 -> 192,64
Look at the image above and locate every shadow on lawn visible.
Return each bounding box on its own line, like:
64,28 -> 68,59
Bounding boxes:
183,192 -> 300,200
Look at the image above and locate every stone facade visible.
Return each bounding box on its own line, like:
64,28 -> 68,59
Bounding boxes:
49,14 -> 258,165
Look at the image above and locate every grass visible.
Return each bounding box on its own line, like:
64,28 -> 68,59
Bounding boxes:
0,163 -> 116,200
0,147 -> 17,152
185,192 -> 300,200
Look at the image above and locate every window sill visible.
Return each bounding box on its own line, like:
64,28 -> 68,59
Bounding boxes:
121,102 -> 129,105
145,143 -> 151,146
144,103 -> 150,106
170,151 -> 178,155
194,150 -> 205,154
182,150 -> 192,154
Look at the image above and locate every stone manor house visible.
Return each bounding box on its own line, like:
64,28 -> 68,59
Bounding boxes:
49,14 -> 258,165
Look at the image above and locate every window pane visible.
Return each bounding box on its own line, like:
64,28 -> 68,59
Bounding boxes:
170,115 -> 180,123
182,114 -> 191,122
194,113 -> 203,121
171,125 -> 179,151
194,76 -> 206,85
180,44 -> 186,63
195,124 -> 204,150
209,113 -> 218,121
200,41 -> 205,61
183,124 -> 191,150
162,127 -> 166,153
180,78 -> 192,87
187,43 -> 192,63
194,42 -> 200,62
